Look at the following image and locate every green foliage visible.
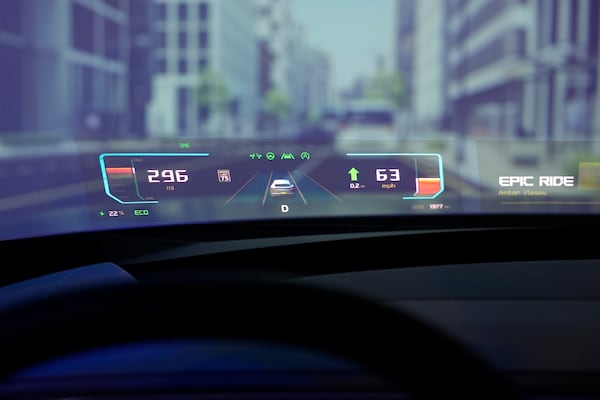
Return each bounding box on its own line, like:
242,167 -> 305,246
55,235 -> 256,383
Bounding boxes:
196,68 -> 230,111
366,69 -> 406,109
563,151 -> 600,178
263,89 -> 291,120
426,139 -> 448,152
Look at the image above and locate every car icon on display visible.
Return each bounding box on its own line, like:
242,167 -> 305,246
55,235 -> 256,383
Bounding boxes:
270,179 -> 295,197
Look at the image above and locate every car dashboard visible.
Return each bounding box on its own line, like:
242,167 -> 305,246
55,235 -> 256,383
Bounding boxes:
1,218 -> 600,400
0,0 -> 599,398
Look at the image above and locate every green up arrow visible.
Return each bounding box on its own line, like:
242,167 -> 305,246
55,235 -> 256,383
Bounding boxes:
348,167 -> 359,181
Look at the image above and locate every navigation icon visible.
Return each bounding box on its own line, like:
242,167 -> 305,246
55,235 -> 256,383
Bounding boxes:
348,167 -> 360,181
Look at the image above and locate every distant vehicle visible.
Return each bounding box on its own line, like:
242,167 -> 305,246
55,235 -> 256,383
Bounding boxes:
317,109 -> 342,135
299,108 -> 341,143
269,178 -> 295,197
334,100 -> 399,154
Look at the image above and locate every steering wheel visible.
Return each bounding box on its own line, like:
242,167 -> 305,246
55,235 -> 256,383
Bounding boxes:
0,280 -> 518,399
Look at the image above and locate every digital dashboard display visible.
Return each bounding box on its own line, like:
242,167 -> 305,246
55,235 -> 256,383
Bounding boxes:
79,139 -> 600,226
84,143 -> 458,223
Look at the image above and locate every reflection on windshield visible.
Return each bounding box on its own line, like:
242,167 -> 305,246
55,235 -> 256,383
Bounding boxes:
0,0 -> 599,239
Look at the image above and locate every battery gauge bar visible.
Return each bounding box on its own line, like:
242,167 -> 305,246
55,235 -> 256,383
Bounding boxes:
99,153 -> 209,204
409,155 -> 443,198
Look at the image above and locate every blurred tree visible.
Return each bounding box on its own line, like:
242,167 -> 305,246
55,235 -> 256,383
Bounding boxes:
366,70 -> 406,109
263,88 -> 291,130
197,67 -> 230,110
196,68 -> 230,133
263,89 -> 290,119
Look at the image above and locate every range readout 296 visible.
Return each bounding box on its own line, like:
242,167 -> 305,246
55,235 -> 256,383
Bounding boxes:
99,153 -> 210,204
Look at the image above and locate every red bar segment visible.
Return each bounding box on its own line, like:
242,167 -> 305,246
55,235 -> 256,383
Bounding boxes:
415,178 -> 441,196
106,167 -> 133,175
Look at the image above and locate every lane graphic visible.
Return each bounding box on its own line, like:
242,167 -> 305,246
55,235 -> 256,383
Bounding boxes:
224,169 -> 340,207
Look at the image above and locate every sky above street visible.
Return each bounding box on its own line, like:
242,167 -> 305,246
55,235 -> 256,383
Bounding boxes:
291,0 -> 395,95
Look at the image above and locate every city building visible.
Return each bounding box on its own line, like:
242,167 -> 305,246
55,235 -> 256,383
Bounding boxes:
255,0 -> 296,136
128,0 -> 155,138
0,1 -> 25,134
0,0 -> 130,138
441,0 -> 599,143
147,0 -> 259,138
285,24 -> 331,129
444,0 -> 535,138
394,0 -> 415,134
413,0 -> 446,133
533,0 -> 599,143
302,48 -> 331,123
255,0 -> 329,136
395,0 -> 415,107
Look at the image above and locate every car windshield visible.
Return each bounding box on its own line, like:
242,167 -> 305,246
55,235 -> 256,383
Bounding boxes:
2,2 -> 600,400
0,0 -> 597,242
273,181 -> 292,187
